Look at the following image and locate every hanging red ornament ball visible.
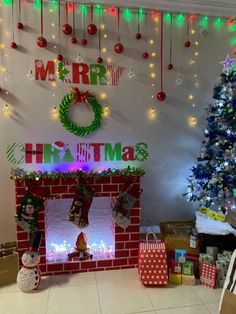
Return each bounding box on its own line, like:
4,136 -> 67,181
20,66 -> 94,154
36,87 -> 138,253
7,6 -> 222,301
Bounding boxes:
97,57 -> 103,64
57,54 -> 63,61
71,37 -> 77,44
157,91 -> 166,101
17,22 -> 24,30
114,42 -> 124,54
168,63 -> 174,70
80,38 -> 88,46
87,23 -> 97,35
36,36 -> 47,48
184,40 -> 191,48
142,52 -> 149,59
136,32 -> 142,40
62,24 -> 72,35
10,42 -> 17,49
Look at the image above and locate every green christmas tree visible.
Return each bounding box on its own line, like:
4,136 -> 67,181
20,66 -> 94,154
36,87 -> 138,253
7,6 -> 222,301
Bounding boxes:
186,55 -> 236,213
63,148 -> 74,163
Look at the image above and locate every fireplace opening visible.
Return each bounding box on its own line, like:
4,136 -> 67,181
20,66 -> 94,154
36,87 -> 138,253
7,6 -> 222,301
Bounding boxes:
45,197 -> 115,263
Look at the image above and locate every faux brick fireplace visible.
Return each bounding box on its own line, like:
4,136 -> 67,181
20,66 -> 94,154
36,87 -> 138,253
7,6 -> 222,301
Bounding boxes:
15,174 -> 142,276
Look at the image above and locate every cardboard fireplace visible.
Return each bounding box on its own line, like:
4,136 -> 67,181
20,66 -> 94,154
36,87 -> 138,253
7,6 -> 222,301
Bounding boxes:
15,172 -> 142,275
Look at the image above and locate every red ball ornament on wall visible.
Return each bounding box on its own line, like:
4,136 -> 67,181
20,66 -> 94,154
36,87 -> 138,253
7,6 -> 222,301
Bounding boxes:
36,36 -> 47,48
97,57 -> 103,64
136,32 -> 142,40
10,42 -> 17,49
71,37 -> 77,44
17,22 -> 24,30
80,38 -> 88,46
167,63 -> 173,70
87,23 -> 97,35
157,91 -> 166,101
57,54 -> 63,61
184,40 -> 191,48
142,52 -> 149,59
62,24 -> 72,35
114,42 -> 124,54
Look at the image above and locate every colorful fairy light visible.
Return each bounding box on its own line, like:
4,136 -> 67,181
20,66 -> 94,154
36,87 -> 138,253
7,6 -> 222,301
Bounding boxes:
188,115 -> 197,127
108,7 -> 117,16
51,106 -> 59,120
123,8 -> 132,22
200,16 -> 208,27
164,13 -> 171,24
176,14 -> 185,26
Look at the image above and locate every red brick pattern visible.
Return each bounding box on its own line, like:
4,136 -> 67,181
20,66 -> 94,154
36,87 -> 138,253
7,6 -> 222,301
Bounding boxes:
15,175 -> 141,276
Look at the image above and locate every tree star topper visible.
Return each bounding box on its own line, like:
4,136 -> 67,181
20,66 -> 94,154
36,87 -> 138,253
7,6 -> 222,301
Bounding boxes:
220,54 -> 236,72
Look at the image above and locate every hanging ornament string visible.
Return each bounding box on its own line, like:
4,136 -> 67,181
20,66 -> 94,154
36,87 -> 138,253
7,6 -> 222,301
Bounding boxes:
57,0 -> 63,60
87,4 -> 97,35
36,0 -> 47,47
136,8 -> 142,39
157,12 -> 166,101
17,0 -> 23,29
168,14 -> 173,70
142,9 -> 149,58
81,5 -> 87,45
97,8 -> 103,63
71,2 -> 77,44
40,0 -> 43,37
62,2 -> 72,35
114,8 -> 124,53
185,15 -> 191,47
10,1 -> 17,49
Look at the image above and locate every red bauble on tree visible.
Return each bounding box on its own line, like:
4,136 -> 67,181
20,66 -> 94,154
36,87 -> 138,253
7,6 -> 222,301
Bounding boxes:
71,37 -> 77,44
184,40 -> 191,48
10,42 -> 17,49
136,32 -> 142,40
62,24 -> 72,35
157,91 -> 166,101
97,57 -> 103,64
114,42 -> 124,54
87,23 -> 97,35
57,54 -> 63,61
168,63 -> 173,70
17,22 -> 24,30
36,36 -> 47,48
142,52 -> 149,59
81,38 -> 88,46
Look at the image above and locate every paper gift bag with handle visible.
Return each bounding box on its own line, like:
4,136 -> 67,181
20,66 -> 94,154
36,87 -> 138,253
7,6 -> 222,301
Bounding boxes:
0,242 -> 19,286
138,232 -> 168,286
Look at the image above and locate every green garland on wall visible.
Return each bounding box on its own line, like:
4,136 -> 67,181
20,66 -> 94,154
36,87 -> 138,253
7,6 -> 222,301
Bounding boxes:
59,88 -> 103,137
10,167 -> 145,180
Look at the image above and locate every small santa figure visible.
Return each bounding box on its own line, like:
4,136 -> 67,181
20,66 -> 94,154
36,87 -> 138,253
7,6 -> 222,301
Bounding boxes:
68,232 -> 93,260
17,232 -> 42,292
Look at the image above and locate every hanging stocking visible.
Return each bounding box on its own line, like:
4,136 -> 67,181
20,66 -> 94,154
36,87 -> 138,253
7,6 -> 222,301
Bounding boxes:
112,179 -> 141,228
68,183 -> 94,228
15,193 -> 43,233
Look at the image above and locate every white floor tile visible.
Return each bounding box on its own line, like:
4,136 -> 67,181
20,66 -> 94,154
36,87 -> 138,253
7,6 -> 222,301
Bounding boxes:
98,280 -> 154,314
47,284 -> 101,314
51,271 -> 96,287
1,276 -> 52,293
96,268 -> 138,284
124,312 -> 157,314
156,305 -> 210,314
146,284 -> 203,310
191,285 -> 222,304
205,303 -> 220,314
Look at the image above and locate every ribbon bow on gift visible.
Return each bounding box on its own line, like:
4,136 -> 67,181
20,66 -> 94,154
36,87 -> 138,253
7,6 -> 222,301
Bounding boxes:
72,87 -> 89,103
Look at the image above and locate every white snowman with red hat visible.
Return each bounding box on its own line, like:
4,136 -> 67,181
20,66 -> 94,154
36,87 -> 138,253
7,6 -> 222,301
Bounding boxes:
17,232 -> 42,292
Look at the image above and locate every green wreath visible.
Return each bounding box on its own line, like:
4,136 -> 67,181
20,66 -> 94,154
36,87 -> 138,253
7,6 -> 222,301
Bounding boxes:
59,88 -> 103,137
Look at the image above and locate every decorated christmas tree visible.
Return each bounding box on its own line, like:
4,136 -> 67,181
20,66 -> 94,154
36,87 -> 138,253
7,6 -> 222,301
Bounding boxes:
186,55 -> 236,214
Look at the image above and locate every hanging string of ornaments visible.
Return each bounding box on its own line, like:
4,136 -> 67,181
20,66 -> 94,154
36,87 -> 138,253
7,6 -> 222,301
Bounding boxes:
36,0 -> 47,48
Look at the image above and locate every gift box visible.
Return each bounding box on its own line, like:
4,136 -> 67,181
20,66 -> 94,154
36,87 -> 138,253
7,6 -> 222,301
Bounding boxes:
171,259 -> 182,274
175,249 -> 186,263
182,261 -> 194,276
139,234 -> 168,286
182,274 -> 196,285
0,242 -> 19,286
200,262 -> 217,288
169,270 -> 182,284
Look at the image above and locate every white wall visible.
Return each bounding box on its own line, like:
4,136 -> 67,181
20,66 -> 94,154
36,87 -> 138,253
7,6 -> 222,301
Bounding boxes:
0,2 -> 234,241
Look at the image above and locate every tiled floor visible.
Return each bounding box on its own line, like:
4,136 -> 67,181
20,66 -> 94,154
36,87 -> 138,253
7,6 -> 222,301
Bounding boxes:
0,268 -> 221,314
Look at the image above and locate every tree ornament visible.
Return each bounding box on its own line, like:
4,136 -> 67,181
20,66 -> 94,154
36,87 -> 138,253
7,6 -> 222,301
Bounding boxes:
57,54 -> 63,61
185,40 -> 191,48
168,63 -> 173,70
59,87 -> 103,137
136,32 -> 142,40
87,23 -> 97,35
36,36 -> 47,48
71,37 -> 77,44
142,52 -> 149,59
62,23 -> 72,35
17,22 -> 24,30
220,54 -> 236,72
97,56 -> 103,64
157,91 -> 166,101
10,42 -> 17,49
114,42 -> 124,54
81,38 -> 88,46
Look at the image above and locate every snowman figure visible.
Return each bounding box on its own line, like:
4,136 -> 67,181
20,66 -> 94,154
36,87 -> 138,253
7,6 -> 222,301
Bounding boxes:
17,232 -> 42,292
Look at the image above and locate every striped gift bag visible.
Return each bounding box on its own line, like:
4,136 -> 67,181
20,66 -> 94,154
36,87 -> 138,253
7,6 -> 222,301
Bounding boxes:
138,233 -> 168,286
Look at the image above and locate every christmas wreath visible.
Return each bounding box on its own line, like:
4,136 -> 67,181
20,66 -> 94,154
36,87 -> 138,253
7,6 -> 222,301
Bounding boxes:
59,88 -> 103,137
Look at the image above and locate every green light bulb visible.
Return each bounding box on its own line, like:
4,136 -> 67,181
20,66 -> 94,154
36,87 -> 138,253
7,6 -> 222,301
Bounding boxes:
3,0 -> 12,6
95,3 -> 103,15
176,14 -> 185,26
51,0 -> 57,10
34,0 -> 41,10
80,4 -> 87,14
138,8 -> 144,21
214,17 -> 222,28
231,37 -> 236,46
200,16 -> 208,27
123,8 -> 132,22
164,13 -> 172,25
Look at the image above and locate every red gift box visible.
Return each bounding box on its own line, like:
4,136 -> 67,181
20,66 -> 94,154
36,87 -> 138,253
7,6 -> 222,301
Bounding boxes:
139,234 -> 168,286
200,262 -> 217,288
171,259 -> 182,274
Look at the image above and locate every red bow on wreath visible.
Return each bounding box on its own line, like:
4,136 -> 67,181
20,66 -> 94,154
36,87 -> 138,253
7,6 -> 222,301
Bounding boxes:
71,87 -> 89,103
